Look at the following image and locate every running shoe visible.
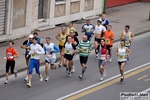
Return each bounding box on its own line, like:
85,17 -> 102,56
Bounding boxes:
26,82 -> 31,87
71,65 -> 75,73
45,77 -> 49,81
108,58 -> 112,62
120,77 -> 125,83
4,80 -> 9,84
68,72 -> 71,77
24,76 -> 28,82
79,75 -> 83,80
58,63 -> 62,67
95,55 -> 98,60
100,76 -> 104,81
39,74 -> 43,81
14,71 -> 17,78
103,69 -> 106,77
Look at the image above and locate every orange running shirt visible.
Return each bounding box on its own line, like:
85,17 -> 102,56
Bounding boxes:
6,48 -> 18,61
104,30 -> 114,46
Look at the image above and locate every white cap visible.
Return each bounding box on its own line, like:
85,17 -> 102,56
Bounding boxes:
28,34 -> 34,38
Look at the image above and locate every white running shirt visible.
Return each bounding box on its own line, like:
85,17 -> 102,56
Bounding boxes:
118,46 -> 127,62
44,43 -> 56,60
65,42 -> 74,55
29,44 -> 45,59
94,25 -> 106,35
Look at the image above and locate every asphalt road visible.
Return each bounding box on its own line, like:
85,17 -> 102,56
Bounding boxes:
0,32 -> 150,100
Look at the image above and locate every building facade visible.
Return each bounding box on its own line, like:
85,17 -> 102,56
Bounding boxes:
0,0 -> 104,42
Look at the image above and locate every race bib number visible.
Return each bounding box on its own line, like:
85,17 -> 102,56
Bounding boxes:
100,55 -> 106,60
86,28 -> 90,32
31,54 -> 36,57
65,50 -> 71,54
27,48 -> 31,52
125,41 -> 130,46
83,49 -> 88,53
118,55 -> 125,59
105,39 -> 110,44
61,37 -> 65,41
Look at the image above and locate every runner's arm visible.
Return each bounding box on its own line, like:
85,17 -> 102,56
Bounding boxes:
81,25 -> 86,33
53,44 -> 60,53
13,49 -> 19,58
96,45 -> 100,53
37,45 -> 45,55
20,40 -> 28,49
120,32 -> 125,40
75,31 -> 78,36
72,43 -> 76,54
115,48 -> 119,56
130,32 -> 134,42
55,33 -> 60,41
126,47 -> 131,56
89,42 -> 92,51
44,45 -> 46,54
74,36 -> 79,46
110,32 -> 115,40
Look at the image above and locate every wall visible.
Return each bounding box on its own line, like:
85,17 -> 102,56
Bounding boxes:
106,0 -> 138,8
12,0 -> 26,29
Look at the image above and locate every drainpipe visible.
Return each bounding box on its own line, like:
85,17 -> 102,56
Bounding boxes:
103,0 -> 107,14
149,9 -> 150,20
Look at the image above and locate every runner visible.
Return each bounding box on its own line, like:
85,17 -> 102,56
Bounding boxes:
120,25 -> 134,61
63,36 -> 76,77
115,40 -> 131,83
104,25 -> 114,62
78,35 -> 92,80
33,32 -> 43,47
20,34 -> 33,82
4,41 -> 18,84
67,22 -> 78,36
95,39 -> 109,81
65,30 -> 79,73
26,37 -> 45,87
55,27 -> 67,67
44,37 -> 59,81
99,14 -> 110,30
94,20 -> 106,59
81,19 -> 95,41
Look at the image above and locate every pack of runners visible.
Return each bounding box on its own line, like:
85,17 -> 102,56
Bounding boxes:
3,14 -> 134,87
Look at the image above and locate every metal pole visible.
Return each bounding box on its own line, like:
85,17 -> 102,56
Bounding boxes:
103,0 -> 107,14
149,9 -> 150,20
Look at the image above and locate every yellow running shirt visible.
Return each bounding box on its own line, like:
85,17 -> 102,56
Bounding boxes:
59,33 -> 67,46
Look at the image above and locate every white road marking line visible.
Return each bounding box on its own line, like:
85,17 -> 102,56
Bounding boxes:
56,62 -> 150,100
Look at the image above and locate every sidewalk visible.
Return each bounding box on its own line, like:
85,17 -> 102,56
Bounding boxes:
0,2 -> 150,77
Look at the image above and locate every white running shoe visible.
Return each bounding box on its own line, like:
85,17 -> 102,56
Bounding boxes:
103,69 -> 106,77
68,72 -> 71,77
95,55 -> 98,60
24,76 -> 28,82
45,77 -> 49,81
71,65 -> 75,73
100,76 -> 104,81
4,80 -> 9,84
108,58 -> 112,62
79,75 -> 83,80
39,74 -> 43,81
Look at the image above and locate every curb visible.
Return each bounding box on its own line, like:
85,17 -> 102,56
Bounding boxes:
0,29 -> 150,78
